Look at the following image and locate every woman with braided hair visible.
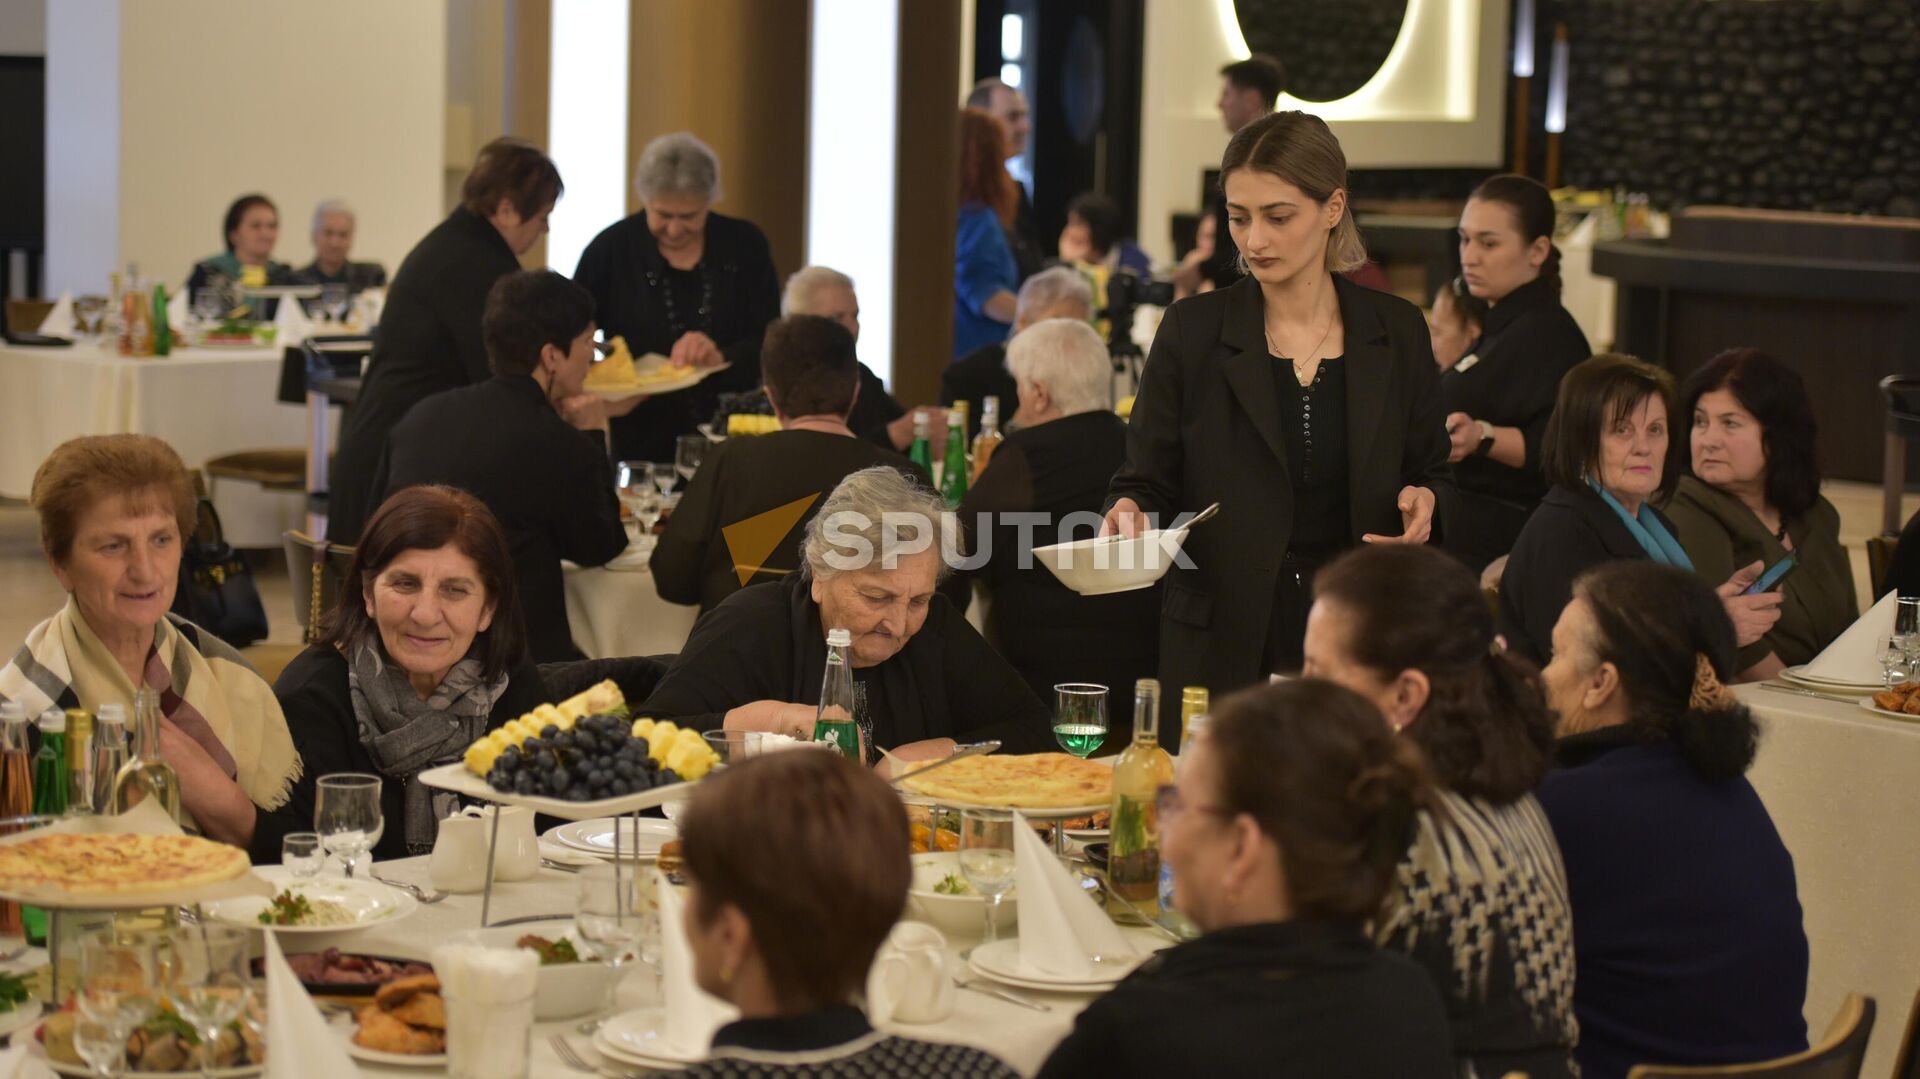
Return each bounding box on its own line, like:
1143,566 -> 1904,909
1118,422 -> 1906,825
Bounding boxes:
1303,543 -> 1577,1079
1539,560 -> 1808,1079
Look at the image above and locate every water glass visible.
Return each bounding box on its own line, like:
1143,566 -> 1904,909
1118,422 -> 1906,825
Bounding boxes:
445,980 -> 534,1079
574,863 -> 655,1013
76,931 -> 158,1078
282,832 -> 323,879
958,809 -> 1016,947
1881,636 -> 1909,689
675,434 -> 706,485
649,461 -> 679,498
1052,683 -> 1109,758
165,926 -> 251,1079
314,773 -> 382,878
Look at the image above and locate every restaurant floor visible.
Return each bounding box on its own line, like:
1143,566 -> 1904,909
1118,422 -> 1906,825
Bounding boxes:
0,480 -> 1912,667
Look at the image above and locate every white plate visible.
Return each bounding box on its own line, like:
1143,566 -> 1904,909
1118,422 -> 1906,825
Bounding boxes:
1781,665 -> 1888,691
418,761 -> 699,823
896,795 -> 1109,817
47,1057 -> 259,1079
1855,696 -> 1920,723
544,818 -> 676,858
202,869 -> 418,935
588,362 -> 732,401
339,1023 -> 446,1068
966,937 -> 1138,992
594,1008 -> 710,1068
1064,827 -> 1111,841
0,999 -> 41,1040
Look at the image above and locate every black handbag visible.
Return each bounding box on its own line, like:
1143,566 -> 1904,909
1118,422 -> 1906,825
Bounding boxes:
171,497 -> 270,648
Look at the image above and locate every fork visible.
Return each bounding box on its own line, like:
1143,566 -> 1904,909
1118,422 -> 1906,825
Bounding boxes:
549,1033 -> 646,1079
371,874 -> 447,904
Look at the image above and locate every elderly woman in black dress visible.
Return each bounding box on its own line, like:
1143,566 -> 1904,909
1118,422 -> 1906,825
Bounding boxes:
574,132 -> 781,462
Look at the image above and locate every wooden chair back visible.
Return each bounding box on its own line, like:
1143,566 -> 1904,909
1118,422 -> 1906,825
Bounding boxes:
1625,993 -> 1875,1079
1868,534 -> 1898,602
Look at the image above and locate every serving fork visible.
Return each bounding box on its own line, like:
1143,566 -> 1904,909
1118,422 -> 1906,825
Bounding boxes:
550,1033 -> 647,1078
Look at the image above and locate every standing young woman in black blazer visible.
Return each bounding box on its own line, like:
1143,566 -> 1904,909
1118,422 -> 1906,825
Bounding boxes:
1442,175 -> 1591,571
1102,111 -> 1454,739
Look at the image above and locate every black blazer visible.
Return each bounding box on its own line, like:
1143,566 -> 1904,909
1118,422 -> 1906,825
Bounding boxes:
1106,275 -> 1456,725
328,209 -> 522,542
940,342 -> 1018,441
373,375 -> 628,663
573,211 -> 781,463
1499,484 -> 1671,663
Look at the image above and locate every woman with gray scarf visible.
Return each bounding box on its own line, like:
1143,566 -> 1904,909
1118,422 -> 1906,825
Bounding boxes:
263,485 -> 546,860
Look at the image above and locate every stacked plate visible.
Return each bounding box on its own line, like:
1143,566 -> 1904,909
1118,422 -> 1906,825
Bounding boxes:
594,1008 -> 709,1070
542,818 -> 677,860
966,938 -> 1140,993
1778,665 -> 1887,697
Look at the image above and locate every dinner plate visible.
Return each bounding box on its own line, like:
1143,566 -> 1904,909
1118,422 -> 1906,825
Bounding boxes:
45,1057 -> 259,1079
202,869 -> 418,935
1855,697 -> 1920,723
588,362 -> 731,401
340,1026 -> 446,1068
594,1008 -> 711,1068
544,818 -> 676,858
0,999 -> 41,1040
967,938 -> 1139,992
418,761 -> 701,822
1781,666 -> 1887,692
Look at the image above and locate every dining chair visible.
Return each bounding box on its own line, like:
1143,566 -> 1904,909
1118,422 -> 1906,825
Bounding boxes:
2,298 -> 52,335
1879,376 -> 1920,535
1624,992 -> 1875,1079
281,530 -> 356,643
1867,534 -> 1898,601
1889,983 -> 1920,1079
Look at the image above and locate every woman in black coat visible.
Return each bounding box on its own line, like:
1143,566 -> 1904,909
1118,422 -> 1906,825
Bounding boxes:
1442,175 -> 1592,570
1103,112 -> 1453,740
573,133 -> 780,463
327,139 -> 562,543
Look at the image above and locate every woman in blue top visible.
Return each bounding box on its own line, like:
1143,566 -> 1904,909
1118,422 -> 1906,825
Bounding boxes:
1538,560 -> 1809,1078
1498,353 -> 1782,662
952,108 -> 1019,357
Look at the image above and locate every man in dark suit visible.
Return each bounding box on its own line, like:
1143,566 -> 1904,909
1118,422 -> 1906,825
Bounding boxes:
289,200 -> 388,294
372,270 -> 627,663
1177,55 -> 1286,296
651,316 -> 929,613
966,77 -> 1044,282
942,265 -> 1093,438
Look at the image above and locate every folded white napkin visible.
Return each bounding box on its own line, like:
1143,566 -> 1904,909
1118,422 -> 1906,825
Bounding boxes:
168,284 -> 190,333
1013,810 -> 1132,978
274,288 -> 315,344
263,928 -> 358,1079
35,292 -> 73,337
1801,590 -> 1898,684
658,875 -> 734,1053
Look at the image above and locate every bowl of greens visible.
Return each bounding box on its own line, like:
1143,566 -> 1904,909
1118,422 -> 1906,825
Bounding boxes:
907,852 -> 1015,939
457,923 -> 615,1020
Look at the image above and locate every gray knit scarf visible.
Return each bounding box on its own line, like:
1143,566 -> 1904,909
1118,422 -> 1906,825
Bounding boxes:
345,640 -> 505,854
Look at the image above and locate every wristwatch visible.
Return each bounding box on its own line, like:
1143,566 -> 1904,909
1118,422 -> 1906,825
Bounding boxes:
1473,420 -> 1496,457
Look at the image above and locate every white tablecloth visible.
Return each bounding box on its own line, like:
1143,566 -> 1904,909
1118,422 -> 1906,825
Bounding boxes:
317,855 -> 1120,1077
0,341 -> 331,547
564,557 -> 701,660
1740,685 -> 1920,1077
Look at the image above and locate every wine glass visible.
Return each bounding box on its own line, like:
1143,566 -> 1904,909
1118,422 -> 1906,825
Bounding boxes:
73,295 -> 109,343
574,863 -> 655,1015
191,287 -> 224,327
165,926 -> 251,1079
281,832 -> 323,879
649,461 -> 679,499
675,434 -> 706,486
319,283 -> 351,325
1052,683 -> 1109,758
314,773 -> 382,878
76,931 -> 158,1079
1881,636 -> 1909,689
958,808 -> 1016,951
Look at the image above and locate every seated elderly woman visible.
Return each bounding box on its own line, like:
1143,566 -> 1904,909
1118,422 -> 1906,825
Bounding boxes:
267,485 -> 546,861
663,748 -> 1019,1078
1662,348 -> 1855,679
1037,680 -> 1453,1078
1305,544 -> 1576,1079
186,194 -> 296,315
954,318 -> 1157,728
1499,353 -> 1782,663
574,132 -> 780,462
0,435 -> 299,856
641,466 -> 1051,763
652,315 -> 926,614
1538,561 -> 1808,1078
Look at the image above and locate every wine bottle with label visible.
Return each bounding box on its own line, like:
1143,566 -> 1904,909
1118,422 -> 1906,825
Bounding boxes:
1106,679 -> 1174,920
969,395 -> 1004,482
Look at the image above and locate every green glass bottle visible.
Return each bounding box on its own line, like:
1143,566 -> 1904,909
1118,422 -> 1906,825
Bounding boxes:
151,284 -> 172,356
907,410 -> 932,472
939,409 -> 969,507
24,708 -> 69,944
812,628 -> 863,762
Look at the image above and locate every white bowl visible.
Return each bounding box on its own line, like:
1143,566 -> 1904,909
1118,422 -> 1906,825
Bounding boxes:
907,852 -> 1015,939
457,924 -> 617,1020
1032,528 -> 1187,596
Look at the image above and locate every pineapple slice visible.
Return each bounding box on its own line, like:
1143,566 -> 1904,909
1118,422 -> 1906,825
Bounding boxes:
664,737 -> 718,781
464,739 -> 502,775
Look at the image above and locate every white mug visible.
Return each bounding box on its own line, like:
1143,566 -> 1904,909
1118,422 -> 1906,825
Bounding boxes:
866,921 -> 957,1025
429,813 -> 489,894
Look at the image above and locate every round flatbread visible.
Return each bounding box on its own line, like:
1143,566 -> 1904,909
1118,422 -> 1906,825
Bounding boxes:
0,833 -> 248,898
899,753 -> 1112,809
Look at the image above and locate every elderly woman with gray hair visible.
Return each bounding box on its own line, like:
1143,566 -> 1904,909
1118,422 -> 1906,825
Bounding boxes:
639,466 -> 1052,766
575,132 -> 781,462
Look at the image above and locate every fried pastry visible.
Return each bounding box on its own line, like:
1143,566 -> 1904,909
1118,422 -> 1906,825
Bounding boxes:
354,1005 -> 445,1055
388,991 -> 446,1030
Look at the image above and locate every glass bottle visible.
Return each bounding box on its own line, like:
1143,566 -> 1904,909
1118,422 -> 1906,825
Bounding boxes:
907,410 -> 933,473
812,628 -> 863,762
91,703 -> 129,814
1159,709 -> 1207,938
25,708 -> 68,945
969,395 -> 1004,482
112,688 -> 182,822
0,703 -> 32,937
151,283 -> 172,357
940,409 -> 970,507
63,708 -> 93,817
1106,679 -> 1174,920
1178,686 -> 1209,752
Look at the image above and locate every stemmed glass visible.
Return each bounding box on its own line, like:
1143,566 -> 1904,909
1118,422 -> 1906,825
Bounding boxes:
958,808 -> 1016,951
574,863 -> 656,1015
649,462 -> 679,500
165,926 -> 251,1079
192,288 -> 224,327
314,773 -> 382,878
1052,684 -> 1109,758
675,434 -> 706,488
1896,598 -> 1920,677
1880,636 -> 1909,689
319,283 -> 351,325
73,296 -> 109,343
74,931 -> 158,1079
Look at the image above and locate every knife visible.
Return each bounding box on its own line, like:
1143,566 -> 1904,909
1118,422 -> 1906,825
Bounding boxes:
887,740 -> 1001,787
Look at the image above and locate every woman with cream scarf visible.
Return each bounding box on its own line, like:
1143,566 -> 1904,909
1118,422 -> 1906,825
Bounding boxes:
0,436 -> 300,859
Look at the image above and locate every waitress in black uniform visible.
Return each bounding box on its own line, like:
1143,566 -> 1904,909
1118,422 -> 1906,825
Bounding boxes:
1102,112 -> 1455,742
1440,174 -> 1591,571
573,132 -> 781,463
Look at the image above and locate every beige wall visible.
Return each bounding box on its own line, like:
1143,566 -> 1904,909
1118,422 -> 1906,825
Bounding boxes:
48,0 -> 447,295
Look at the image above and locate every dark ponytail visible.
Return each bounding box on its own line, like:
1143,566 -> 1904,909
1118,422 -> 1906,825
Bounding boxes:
1469,173 -> 1561,299
1573,562 -> 1760,781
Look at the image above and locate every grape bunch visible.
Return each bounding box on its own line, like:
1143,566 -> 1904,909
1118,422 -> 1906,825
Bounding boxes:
484,713 -> 680,802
